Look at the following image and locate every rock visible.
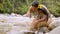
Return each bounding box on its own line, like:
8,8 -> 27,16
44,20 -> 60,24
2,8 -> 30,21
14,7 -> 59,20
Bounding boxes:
7,29 -> 34,34
35,31 -> 43,34
37,27 -> 49,33
45,26 -> 60,34
24,32 -> 35,34
0,23 -> 11,32
49,17 -> 60,29
10,13 -> 21,17
38,32 -> 43,34
0,30 -> 6,34
0,23 -> 11,34
0,14 -> 60,34
51,14 -> 55,18
7,30 -> 24,34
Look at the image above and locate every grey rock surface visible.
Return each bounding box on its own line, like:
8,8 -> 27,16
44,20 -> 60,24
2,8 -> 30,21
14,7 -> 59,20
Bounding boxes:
45,26 -> 60,34
0,14 -> 60,34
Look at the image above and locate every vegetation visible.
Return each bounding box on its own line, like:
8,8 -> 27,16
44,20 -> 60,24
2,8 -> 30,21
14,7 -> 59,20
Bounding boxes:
0,0 -> 60,17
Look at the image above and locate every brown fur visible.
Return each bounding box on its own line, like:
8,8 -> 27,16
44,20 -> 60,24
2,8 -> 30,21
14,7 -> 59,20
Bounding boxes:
30,17 -> 52,32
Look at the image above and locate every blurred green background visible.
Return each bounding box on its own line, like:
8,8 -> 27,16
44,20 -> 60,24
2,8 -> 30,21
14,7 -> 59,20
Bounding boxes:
0,0 -> 60,17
